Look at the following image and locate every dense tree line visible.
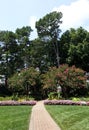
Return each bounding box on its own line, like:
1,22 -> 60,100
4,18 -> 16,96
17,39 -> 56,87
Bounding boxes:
0,11 -> 89,98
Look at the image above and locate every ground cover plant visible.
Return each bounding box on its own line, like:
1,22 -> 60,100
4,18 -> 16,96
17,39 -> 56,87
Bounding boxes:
0,106 -> 32,130
46,105 -> 89,130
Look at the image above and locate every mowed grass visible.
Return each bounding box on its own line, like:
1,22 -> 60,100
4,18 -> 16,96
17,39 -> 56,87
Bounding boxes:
0,106 -> 32,130
46,105 -> 89,130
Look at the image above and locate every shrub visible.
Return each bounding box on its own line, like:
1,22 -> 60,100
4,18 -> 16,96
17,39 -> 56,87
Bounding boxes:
56,65 -> 86,97
8,67 -> 41,98
42,64 -> 87,98
48,92 -> 58,100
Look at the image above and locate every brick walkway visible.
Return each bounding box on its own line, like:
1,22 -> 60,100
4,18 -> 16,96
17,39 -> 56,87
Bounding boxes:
29,101 -> 61,130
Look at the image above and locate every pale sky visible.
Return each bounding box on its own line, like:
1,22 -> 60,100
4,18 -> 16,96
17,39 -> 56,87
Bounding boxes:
0,0 -> 89,39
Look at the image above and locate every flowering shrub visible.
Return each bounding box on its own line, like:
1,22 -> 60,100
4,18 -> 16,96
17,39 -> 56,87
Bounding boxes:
56,64 -> 86,97
42,64 -> 87,98
0,100 -> 36,106
44,100 -> 87,106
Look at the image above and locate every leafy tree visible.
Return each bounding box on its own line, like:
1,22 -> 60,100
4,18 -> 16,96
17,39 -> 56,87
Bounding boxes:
29,38 -> 56,73
8,67 -> 42,99
42,64 -> 87,98
67,44 -> 81,66
15,26 -> 33,69
81,42 -> 89,71
67,42 -> 89,71
70,27 -> 87,44
0,31 -> 18,87
56,65 -> 86,98
0,26 -> 32,89
36,11 -> 63,67
59,30 -> 71,64
29,38 -> 48,72
60,27 -> 89,71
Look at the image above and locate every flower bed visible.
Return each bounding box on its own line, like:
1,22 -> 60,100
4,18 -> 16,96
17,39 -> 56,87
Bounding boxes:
44,100 -> 88,106
0,100 -> 36,106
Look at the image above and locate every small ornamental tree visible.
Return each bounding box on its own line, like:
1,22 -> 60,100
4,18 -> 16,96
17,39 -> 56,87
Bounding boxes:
8,67 -> 40,97
42,64 -> 87,98
56,65 -> 87,98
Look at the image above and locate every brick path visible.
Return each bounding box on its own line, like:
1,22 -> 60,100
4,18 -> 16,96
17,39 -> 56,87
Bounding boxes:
29,101 -> 61,130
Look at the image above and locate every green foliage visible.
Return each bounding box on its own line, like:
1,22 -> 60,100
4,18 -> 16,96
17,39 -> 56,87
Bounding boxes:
8,67 -> 40,97
41,67 -> 58,91
36,11 -> 63,67
0,31 -> 18,77
36,11 -> 62,39
11,93 -> 19,101
60,27 -> 89,71
29,38 -> 51,72
48,92 -> 59,100
67,42 -> 89,71
0,26 -> 32,78
72,97 -> 80,101
0,96 -> 12,101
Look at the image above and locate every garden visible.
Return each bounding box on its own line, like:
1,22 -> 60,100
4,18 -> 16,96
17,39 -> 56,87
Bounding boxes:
0,64 -> 89,129
6,64 -> 89,100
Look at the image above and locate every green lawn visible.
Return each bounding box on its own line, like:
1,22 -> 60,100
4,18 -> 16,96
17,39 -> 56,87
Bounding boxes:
0,106 -> 32,130
46,105 -> 89,130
